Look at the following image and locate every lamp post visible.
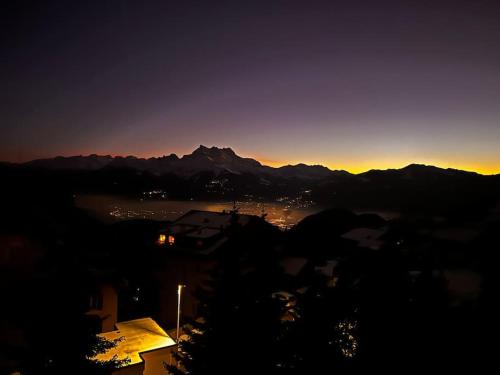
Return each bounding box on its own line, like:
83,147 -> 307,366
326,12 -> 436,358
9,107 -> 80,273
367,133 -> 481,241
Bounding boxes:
176,284 -> 185,347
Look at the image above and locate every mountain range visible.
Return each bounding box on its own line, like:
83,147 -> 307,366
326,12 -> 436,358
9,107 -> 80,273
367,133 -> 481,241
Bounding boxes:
22,145 -> 341,180
2,145 -> 499,216
15,145 -> 494,180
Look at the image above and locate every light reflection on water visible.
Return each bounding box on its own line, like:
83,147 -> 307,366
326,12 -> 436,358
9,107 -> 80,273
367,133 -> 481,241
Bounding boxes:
75,194 -> 321,230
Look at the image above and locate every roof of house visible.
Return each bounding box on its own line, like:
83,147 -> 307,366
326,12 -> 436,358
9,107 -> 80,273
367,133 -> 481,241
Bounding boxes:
173,210 -> 253,229
341,227 -> 387,250
91,317 -> 176,367
280,257 -> 308,276
161,210 -> 259,255
185,227 -> 222,239
315,260 -> 339,277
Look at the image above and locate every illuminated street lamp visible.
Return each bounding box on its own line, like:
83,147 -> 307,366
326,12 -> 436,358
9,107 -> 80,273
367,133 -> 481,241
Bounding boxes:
176,284 -> 186,347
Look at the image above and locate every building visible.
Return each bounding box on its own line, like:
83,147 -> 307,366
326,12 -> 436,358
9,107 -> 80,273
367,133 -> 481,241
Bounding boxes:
157,209 -> 254,255
341,227 -> 387,250
154,209 -> 278,325
91,317 -> 176,375
85,281 -> 177,374
86,283 -> 119,333
314,260 -> 339,287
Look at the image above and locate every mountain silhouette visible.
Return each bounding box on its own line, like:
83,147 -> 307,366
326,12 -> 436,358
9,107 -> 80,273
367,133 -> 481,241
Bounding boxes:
22,145 -> 345,180
2,146 -> 499,216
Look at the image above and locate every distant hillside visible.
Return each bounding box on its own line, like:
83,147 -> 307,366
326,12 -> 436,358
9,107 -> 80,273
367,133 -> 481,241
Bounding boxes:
313,163 -> 500,216
2,146 -> 500,216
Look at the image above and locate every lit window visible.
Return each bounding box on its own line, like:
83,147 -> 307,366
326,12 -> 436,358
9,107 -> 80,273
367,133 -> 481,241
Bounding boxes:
168,235 -> 175,245
158,234 -> 166,245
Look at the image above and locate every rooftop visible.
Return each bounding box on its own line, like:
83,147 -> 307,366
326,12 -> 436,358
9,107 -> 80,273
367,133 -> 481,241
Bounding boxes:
173,210 -> 253,229
341,227 -> 387,250
160,210 -> 259,255
91,317 -> 176,367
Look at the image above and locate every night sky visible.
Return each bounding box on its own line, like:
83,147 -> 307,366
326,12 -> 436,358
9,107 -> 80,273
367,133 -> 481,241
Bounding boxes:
2,0 -> 500,173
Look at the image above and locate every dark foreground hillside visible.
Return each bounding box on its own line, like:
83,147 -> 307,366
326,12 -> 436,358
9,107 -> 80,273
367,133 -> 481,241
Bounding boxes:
0,170 -> 498,374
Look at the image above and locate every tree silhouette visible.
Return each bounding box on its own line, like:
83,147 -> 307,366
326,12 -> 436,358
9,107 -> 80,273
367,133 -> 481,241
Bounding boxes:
166,215 -> 285,375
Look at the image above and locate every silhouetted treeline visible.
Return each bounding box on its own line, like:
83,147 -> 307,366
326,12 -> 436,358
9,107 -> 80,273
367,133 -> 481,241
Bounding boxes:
2,161 -> 499,217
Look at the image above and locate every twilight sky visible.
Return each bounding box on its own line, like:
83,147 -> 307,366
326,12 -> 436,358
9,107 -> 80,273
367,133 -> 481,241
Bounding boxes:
2,0 -> 500,173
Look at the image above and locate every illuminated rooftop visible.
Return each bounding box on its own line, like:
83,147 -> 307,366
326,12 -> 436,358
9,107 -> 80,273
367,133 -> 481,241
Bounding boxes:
159,210 -> 257,255
174,210 -> 252,229
341,227 -> 387,250
91,317 -> 176,366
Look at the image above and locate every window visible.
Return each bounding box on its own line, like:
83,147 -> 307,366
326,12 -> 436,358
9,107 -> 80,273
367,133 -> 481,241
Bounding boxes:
158,234 -> 166,245
89,293 -> 103,310
168,235 -> 175,245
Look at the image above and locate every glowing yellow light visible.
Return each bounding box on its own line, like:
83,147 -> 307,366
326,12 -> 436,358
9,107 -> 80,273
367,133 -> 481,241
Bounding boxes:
158,234 -> 166,245
90,318 -> 176,366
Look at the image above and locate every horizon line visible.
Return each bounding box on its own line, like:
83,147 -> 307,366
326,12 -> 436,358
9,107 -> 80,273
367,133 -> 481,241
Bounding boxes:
2,148 -> 499,176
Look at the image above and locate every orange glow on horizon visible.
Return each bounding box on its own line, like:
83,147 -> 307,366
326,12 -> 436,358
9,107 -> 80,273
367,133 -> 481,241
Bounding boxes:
9,148 -> 499,176
250,157 -> 500,175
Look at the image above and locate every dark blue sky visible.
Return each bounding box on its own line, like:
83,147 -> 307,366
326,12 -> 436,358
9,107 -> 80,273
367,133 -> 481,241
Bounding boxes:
2,0 -> 500,173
